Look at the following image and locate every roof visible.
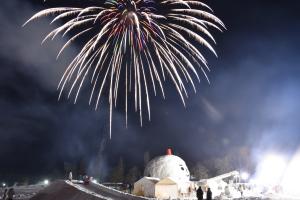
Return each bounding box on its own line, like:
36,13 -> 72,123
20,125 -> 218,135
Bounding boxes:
156,177 -> 180,185
135,177 -> 160,184
144,177 -> 160,184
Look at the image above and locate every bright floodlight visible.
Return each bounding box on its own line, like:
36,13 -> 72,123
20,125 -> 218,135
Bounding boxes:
281,149 -> 300,196
43,179 -> 49,185
2,183 -> 6,187
255,154 -> 287,185
249,179 -> 256,184
241,172 -> 249,180
92,179 -> 98,184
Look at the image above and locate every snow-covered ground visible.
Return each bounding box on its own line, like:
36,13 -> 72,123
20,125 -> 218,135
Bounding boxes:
0,180 -> 150,200
1,180 -> 299,200
0,184 -> 46,200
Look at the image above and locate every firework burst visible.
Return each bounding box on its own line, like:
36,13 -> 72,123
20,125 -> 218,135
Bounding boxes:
24,0 -> 225,137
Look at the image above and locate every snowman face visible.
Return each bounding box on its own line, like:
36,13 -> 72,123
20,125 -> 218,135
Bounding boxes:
145,155 -> 190,181
179,163 -> 190,179
172,159 -> 190,181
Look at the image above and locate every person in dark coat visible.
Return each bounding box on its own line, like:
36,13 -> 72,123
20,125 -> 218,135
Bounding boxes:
7,188 -> 15,200
206,188 -> 212,200
128,183 -> 133,194
196,186 -> 203,200
2,188 -> 7,200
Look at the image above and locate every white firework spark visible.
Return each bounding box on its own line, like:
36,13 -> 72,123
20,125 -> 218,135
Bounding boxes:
24,0 -> 225,138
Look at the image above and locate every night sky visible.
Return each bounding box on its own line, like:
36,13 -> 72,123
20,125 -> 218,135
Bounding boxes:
1,0 -> 300,183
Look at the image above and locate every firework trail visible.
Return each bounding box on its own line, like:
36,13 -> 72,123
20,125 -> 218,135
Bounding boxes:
24,0 -> 225,138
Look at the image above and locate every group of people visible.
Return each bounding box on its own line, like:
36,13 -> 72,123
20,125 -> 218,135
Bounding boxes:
2,188 -> 15,200
196,186 -> 212,200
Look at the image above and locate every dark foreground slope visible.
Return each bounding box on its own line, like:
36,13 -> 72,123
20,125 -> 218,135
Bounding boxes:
30,180 -> 151,200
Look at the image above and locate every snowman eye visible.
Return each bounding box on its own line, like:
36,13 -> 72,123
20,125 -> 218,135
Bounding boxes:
181,167 -> 184,170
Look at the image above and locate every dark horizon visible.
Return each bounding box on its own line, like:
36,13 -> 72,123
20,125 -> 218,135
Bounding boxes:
1,0 -> 300,184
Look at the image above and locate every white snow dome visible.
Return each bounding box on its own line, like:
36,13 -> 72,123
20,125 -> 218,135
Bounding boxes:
144,150 -> 190,182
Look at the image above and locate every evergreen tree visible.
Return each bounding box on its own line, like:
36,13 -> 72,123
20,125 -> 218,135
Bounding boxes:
64,162 -> 76,178
78,158 -> 86,176
125,166 -> 141,184
143,151 -> 150,167
109,157 -> 125,183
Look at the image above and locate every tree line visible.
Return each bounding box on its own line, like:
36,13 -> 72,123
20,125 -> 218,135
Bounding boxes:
62,147 -> 254,183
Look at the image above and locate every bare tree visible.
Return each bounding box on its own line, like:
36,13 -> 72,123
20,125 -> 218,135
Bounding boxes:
191,162 -> 209,180
213,156 -> 235,175
210,147 -> 254,176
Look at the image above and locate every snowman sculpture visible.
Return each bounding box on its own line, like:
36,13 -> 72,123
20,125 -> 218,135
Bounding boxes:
144,148 -> 190,182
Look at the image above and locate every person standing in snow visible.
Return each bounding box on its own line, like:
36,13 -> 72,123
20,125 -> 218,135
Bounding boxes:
196,186 -> 203,200
206,188 -> 212,200
238,184 -> 243,197
6,188 -> 14,200
2,188 -> 7,200
128,183 -> 133,194
83,175 -> 90,185
224,186 -> 230,196
68,171 -> 73,182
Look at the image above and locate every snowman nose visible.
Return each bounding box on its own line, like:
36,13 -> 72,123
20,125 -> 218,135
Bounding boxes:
166,148 -> 172,155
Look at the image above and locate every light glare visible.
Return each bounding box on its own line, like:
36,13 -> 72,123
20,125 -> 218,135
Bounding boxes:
44,179 -> 49,185
281,150 -> 300,196
92,179 -> 98,184
241,172 -> 249,180
254,154 -> 287,185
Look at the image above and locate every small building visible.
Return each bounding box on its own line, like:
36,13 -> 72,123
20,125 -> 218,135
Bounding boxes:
133,177 -> 159,197
155,177 -> 179,199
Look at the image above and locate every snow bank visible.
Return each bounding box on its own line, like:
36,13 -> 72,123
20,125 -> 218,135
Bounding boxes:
0,184 -> 45,200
